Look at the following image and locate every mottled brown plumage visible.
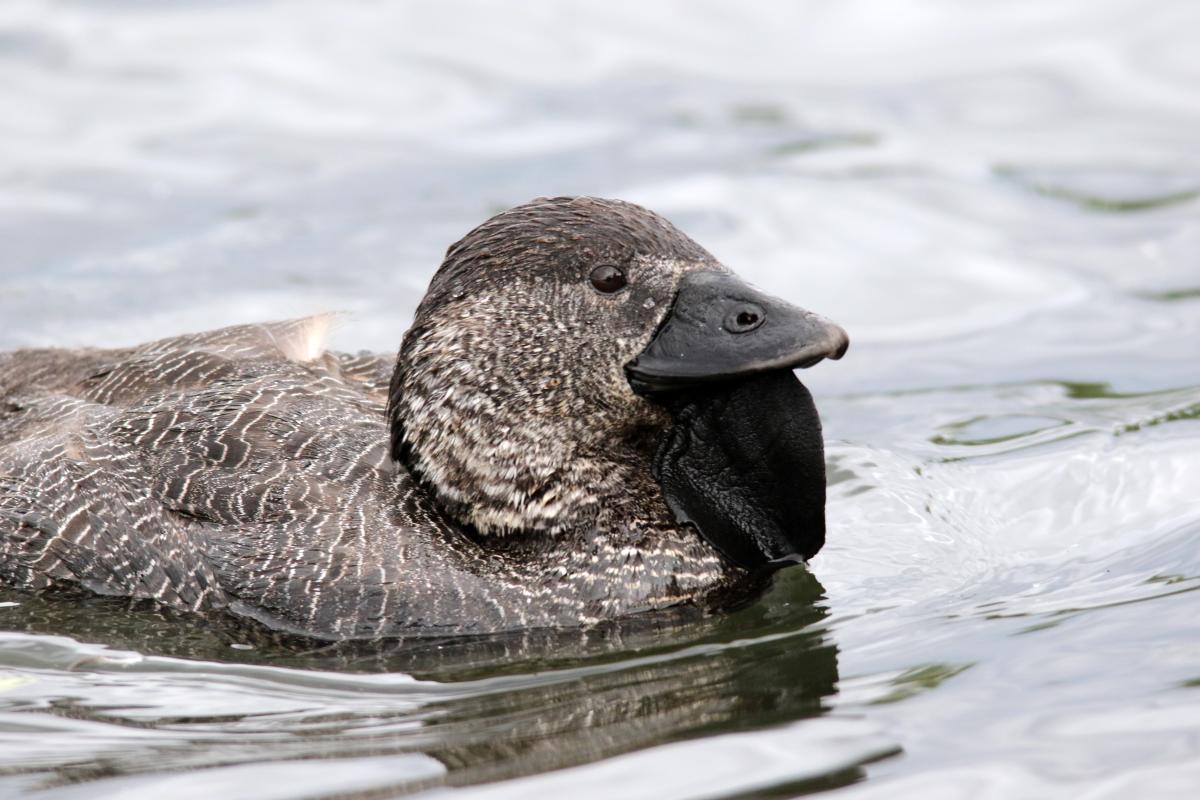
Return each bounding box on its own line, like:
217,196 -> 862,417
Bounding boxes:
1,198 -> 760,639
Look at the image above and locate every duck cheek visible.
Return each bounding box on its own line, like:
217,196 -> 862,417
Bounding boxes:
604,334 -> 655,399
606,366 -> 659,421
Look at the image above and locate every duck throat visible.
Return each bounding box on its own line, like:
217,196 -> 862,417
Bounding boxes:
652,370 -> 827,569
393,414 -> 645,536
389,356 -> 654,537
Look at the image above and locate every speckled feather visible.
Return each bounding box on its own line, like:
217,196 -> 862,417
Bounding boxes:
0,198 -> 745,639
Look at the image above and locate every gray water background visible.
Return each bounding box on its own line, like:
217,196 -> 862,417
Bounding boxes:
1,0 -> 1199,797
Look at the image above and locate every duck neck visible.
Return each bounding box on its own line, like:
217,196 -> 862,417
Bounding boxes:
389,337 -> 672,539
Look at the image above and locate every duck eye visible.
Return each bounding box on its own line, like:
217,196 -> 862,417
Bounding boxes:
589,265 -> 627,293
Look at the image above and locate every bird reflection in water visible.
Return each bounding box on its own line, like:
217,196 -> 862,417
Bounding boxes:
0,568 -> 840,791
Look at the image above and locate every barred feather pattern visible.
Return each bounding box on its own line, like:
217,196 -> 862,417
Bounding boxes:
0,318 -> 730,639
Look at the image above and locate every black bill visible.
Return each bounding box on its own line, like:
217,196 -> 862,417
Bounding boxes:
626,270 -> 848,570
625,270 -> 848,394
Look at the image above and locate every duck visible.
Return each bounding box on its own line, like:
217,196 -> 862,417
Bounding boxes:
0,197 -> 848,640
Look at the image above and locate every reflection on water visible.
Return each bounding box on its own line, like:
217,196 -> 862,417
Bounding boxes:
0,571 -> 862,795
995,165 -> 1200,213
2,0 -> 1200,797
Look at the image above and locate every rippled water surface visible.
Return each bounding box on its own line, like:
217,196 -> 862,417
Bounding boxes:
2,1 -> 1200,797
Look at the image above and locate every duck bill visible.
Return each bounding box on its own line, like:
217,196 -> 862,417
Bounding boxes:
625,270 -> 848,394
626,271 -> 848,572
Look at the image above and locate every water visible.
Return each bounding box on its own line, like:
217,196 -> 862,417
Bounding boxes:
1,0 -> 1199,797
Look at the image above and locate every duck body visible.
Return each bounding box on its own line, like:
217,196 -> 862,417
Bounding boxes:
0,198 -> 847,639
0,320 -> 726,638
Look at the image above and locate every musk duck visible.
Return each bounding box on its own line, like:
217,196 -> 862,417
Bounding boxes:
0,197 -> 848,639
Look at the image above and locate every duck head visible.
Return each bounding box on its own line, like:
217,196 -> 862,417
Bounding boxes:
389,197 -> 848,569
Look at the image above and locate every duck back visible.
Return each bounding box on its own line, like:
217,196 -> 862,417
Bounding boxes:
0,318 -> 499,638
